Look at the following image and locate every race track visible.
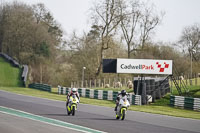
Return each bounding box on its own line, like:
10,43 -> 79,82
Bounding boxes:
0,112 -> 82,133
0,90 -> 200,133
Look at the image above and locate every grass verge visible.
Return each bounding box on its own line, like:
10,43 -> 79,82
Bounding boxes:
0,87 -> 200,120
171,85 -> 200,98
0,57 -> 22,87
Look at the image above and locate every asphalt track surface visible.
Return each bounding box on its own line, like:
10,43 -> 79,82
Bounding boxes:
0,112 -> 82,133
0,90 -> 200,133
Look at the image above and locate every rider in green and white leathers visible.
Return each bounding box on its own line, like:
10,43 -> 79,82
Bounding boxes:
115,90 -> 130,111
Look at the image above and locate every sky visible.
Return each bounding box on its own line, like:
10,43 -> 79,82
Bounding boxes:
2,0 -> 200,43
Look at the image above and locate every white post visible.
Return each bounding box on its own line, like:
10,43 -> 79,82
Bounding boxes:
82,67 -> 86,87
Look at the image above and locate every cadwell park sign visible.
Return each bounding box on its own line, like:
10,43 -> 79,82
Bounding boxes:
103,58 -> 173,75
117,58 -> 172,75
103,58 -> 173,105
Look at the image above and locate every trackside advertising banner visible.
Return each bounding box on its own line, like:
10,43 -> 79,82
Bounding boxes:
117,59 -> 172,75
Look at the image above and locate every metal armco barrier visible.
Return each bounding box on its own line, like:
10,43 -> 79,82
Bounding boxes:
29,83 -> 51,92
0,53 -> 28,87
22,65 -> 28,86
170,95 -> 200,111
58,87 -> 141,105
0,53 -> 19,67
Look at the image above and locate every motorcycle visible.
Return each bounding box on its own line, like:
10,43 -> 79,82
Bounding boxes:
115,96 -> 130,120
66,94 -> 79,116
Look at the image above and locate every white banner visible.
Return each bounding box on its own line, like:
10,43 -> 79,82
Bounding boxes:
117,58 -> 172,75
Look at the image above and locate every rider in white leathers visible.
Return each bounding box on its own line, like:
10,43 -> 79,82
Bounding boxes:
114,90 -> 130,111
66,88 -> 80,106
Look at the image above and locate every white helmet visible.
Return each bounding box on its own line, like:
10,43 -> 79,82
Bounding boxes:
72,88 -> 77,93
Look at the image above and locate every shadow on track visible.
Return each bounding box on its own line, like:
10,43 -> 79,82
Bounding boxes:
78,117 -> 116,121
37,114 -> 68,116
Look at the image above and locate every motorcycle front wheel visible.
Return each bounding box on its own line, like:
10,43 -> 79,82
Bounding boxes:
67,106 -> 71,115
121,110 -> 125,120
116,115 -> 120,120
72,106 -> 75,116
66,103 -> 71,115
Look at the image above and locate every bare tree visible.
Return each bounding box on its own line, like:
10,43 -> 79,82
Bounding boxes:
32,3 -> 47,24
178,24 -> 200,61
119,0 -> 163,58
0,1 -> 64,84
0,2 -> 5,52
119,0 -> 141,58
33,3 -> 63,45
0,2 -> 35,60
66,25 -> 127,82
91,0 -> 123,76
140,5 -> 163,49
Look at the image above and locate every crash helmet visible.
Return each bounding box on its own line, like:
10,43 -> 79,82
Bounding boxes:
72,88 -> 77,93
121,90 -> 126,96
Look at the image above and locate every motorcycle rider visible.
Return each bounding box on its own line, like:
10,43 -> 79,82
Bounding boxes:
66,88 -> 80,106
114,90 -> 130,111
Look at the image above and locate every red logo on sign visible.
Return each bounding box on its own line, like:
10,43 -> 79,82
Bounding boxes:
156,62 -> 169,72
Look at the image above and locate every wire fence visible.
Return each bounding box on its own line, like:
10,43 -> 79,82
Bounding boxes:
71,74 -> 200,89
170,75 -> 200,87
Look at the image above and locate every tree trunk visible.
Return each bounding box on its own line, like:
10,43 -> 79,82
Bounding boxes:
96,46 -> 103,77
0,43 -> 2,52
128,43 -> 130,58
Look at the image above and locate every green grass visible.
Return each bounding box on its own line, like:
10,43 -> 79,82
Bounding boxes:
169,77 -> 200,98
0,57 -> 22,87
171,85 -> 200,98
1,87 -> 200,120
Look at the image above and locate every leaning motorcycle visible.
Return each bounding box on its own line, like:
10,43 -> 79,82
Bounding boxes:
115,97 -> 130,120
66,94 -> 79,116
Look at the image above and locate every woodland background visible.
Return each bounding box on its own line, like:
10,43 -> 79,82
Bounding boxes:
0,0 -> 199,87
